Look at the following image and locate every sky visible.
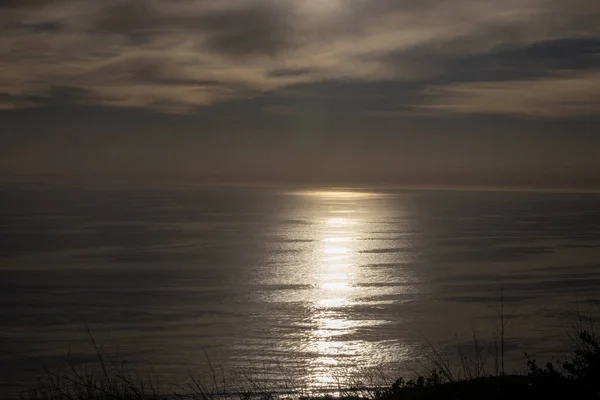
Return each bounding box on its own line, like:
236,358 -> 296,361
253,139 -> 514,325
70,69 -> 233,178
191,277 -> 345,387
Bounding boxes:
1,0 -> 600,190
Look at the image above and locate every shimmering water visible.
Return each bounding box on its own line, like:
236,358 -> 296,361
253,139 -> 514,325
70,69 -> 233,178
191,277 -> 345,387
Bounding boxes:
1,183 -> 600,396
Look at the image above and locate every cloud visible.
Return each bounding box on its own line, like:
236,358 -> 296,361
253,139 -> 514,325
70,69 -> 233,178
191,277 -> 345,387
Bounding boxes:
0,0 -> 599,114
416,70 -> 600,118
197,1 -> 295,58
266,68 -> 316,78
0,0 -> 60,9
90,0 -> 162,35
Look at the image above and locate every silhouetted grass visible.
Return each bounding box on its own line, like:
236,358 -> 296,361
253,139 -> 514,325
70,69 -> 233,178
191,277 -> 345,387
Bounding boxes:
23,303 -> 600,400
23,324 -> 600,400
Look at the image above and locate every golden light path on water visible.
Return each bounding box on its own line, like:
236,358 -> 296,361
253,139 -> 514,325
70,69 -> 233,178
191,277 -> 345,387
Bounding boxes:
310,215 -> 358,381
293,189 -> 414,389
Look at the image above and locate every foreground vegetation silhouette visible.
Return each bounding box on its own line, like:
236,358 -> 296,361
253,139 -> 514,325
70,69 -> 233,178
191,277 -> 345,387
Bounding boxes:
25,323 -> 600,400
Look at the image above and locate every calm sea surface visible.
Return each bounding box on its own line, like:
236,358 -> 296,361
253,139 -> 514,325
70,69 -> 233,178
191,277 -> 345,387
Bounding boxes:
1,183 -> 600,396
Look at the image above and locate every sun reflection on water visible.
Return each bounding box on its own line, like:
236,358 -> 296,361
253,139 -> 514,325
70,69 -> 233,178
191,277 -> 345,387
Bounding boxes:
278,188 -> 416,391
305,191 -> 367,388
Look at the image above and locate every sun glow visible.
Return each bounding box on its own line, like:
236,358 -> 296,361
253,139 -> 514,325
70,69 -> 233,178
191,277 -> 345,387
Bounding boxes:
322,237 -> 352,243
326,217 -> 354,226
292,189 -> 379,199
320,281 -> 350,291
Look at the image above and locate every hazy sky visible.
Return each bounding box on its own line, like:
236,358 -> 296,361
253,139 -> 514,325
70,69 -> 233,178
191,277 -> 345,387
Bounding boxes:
1,0 -> 600,189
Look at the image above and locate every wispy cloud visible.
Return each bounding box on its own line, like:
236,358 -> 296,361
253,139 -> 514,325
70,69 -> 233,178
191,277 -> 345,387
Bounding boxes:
417,70 -> 600,118
1,0 -> 599,114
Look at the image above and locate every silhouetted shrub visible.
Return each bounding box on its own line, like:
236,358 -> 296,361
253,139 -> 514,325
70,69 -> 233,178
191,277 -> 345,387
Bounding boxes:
526,329 -> 600,399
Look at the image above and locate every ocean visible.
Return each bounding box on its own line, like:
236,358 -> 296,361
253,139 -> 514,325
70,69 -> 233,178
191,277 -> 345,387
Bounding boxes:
1,183 -> 600,396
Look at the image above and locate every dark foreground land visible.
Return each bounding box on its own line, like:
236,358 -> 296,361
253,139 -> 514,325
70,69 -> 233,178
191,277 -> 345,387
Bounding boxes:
24,372 -> 600,400
368,376 -> 587,400
362,373 -> 598,400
